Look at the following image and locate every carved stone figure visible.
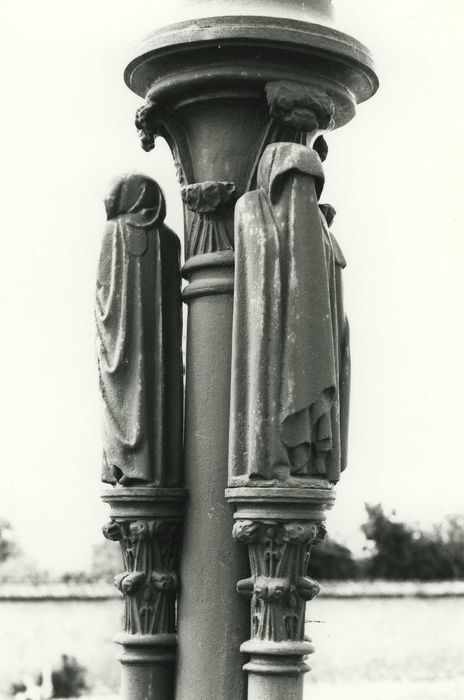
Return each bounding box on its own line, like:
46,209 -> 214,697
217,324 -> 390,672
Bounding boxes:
229,142 -> 350,484
245,82 -> 334,192
320,202 -> 351,469
96,173 -> 183,487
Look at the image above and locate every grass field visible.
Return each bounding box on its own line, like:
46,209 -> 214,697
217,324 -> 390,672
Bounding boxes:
305,597 -> 464,699
1,596 -> 463,699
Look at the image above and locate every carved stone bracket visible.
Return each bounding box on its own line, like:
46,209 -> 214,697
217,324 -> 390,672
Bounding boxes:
135,87 -> 190,186
226,487 -> 334,699
266,81 -> 335,135
135,90 -> 162,152
181,181 -> 236,258
101,487 -> 187,700
103,518 -> 180,635
234,519 -> 323,644
245,80 -> 334,191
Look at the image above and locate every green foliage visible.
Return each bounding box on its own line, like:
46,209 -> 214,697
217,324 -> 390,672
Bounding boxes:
4,509 -> 464,586
309,536 -> 360,580
308,506 -> 464,581
361,504 -> 464,581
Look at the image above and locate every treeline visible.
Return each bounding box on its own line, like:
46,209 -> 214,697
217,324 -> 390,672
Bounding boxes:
310,504 -> 464,581
2,506 -> 464,583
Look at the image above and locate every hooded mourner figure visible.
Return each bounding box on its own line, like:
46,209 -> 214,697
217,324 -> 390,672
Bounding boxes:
229,142 -> 350,484
96,173 -> 183,487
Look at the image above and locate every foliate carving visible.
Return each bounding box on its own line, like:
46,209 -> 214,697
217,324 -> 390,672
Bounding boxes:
103,519 -> 181,635
266,81 -> 335,133
233,520 -> 323,643
245,84 -> 333,192
173,157 -> 188,187
182,181 -> 235,213
134,90 -> 189,188
181,181 -> 236,259
135,89 -> 164,152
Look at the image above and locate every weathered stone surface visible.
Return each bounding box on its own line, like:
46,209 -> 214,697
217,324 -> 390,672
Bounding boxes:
118,5 -> 377,699
229,142 -> 350,485
227,487 -> 334,700
97,176 -> 186,700
177,252 -> 249,700
181,181 -> 236,257
125,15 -> 376,110
101,487 -> 187,700
225,132 -> 350,700
103,518 -> 180,635
96,174 -> 183,487
127,15 -> 377,212
266,81 -> 334,132
234,519 -> 322,643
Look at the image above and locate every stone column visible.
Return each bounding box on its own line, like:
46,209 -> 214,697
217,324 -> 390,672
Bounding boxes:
122,3 -> 377,699
96,175 -> 186,700
178,250 -> 250,700
225,490 -> 334,700
102,488 -> 187,700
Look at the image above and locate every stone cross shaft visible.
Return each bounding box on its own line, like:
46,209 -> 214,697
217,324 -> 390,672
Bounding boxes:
97,3 -> 377,699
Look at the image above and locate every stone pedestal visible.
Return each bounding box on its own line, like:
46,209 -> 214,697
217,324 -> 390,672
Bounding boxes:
227,487 -> 334,700
102,488 -> 187,700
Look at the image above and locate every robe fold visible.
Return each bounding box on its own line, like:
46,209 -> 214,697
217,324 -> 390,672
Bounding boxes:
229,142 -> 350,484
96,174 -> 183,486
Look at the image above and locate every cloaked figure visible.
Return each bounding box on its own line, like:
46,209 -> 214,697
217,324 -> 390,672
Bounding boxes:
319,201 -> 350,475
96,173 -> 183,487
229,142 -> 350,485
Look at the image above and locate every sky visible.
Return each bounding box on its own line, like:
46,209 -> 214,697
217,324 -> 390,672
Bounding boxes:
0,1 -> 463,573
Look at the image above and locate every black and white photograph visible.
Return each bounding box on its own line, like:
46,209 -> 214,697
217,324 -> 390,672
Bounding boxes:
0,1 -> 463,699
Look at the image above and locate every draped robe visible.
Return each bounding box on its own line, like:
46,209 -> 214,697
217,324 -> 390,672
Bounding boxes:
96,174 -> 183,486
229,142 -> 350,484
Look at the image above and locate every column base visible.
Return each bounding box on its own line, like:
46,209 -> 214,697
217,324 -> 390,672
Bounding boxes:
102,487 -> 187,700
242,639 -> 313,700
242,639 -> 314,675
115,633 -> 176,700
